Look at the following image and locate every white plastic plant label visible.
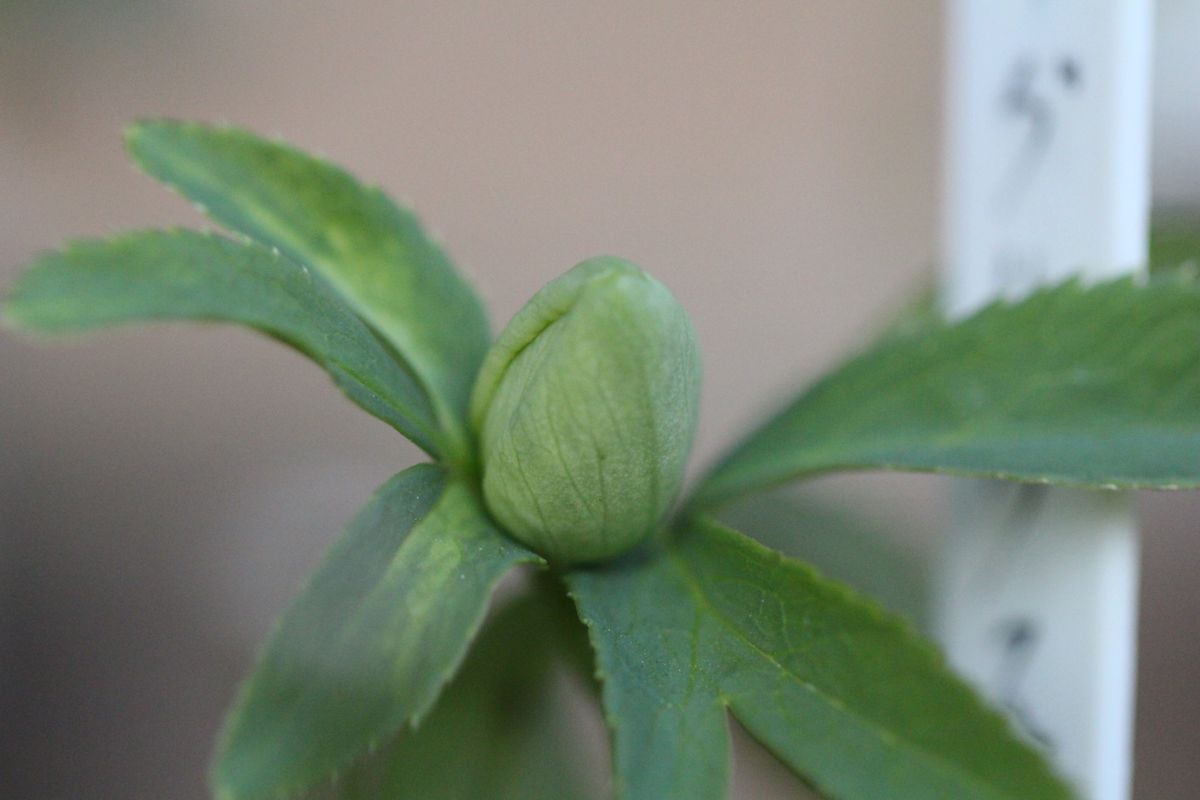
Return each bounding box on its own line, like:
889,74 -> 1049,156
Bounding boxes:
938,2 -> 1152,799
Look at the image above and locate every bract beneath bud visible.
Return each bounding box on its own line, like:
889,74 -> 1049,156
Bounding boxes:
469,257 -> 701,563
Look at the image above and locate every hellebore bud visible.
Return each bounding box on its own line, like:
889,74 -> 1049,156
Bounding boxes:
469,257 -> 701,563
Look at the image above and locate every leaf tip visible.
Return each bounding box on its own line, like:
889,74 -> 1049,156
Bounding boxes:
122,117 -> 164,153
1,262 -> 44,335
0,298 -> 23,333
124,117 -> 208,169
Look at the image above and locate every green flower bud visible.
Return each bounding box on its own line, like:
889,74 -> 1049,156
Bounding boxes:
469,257 -> 701,564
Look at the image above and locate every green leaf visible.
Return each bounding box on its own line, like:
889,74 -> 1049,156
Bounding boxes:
692,275 -> 1200,508
567,517 -> 1070,800
570,549 -> 729,800
328,581 -> 602,800
126,119 -> 491,461
719,487 -> 928,627
2,229 -> 445,455
212,463 -> 542,800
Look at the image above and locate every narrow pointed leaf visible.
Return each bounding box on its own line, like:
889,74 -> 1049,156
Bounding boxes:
693,275 -> 1200,508
568,517 -> 1070,800
569,548 -> 731,800
2,229 -> 444,454
329,585 -> 600,800
126,119 -> 491,451
213,464 -> 542,800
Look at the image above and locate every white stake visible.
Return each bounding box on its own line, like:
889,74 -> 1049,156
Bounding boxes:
938,3 -> 1152,799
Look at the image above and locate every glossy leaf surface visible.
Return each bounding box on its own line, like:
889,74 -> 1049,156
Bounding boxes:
568,517 -> 1070,800
329,584 -> 601,800
694,275 -> 1200,508
213,464 -> 541,800
3,229 -> 443,454
719,487 -> 928,626
127,120 -> 491,457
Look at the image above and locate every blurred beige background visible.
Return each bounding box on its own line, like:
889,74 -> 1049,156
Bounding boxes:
1,1 -> 1198,797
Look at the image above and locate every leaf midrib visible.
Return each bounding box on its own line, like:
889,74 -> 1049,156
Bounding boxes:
708,423 -> 1200,497
134,136 -> 466,454
758,420 -> 1200,458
